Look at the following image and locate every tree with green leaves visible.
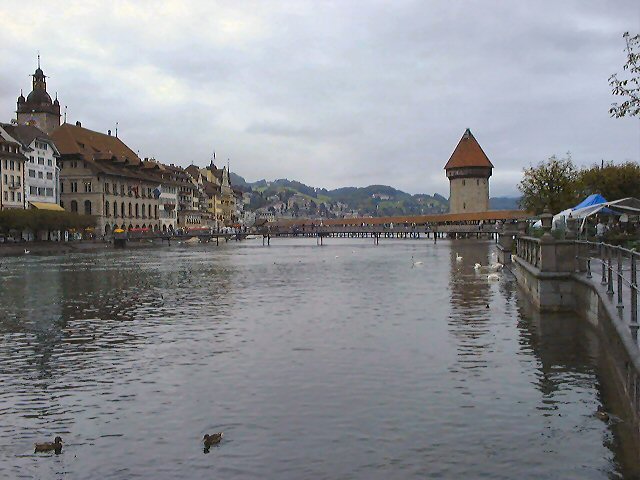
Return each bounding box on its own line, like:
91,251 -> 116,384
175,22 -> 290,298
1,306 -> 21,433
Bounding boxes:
518,154 -> 581,214
609,32 -> 640,118
579,161 -> 640,200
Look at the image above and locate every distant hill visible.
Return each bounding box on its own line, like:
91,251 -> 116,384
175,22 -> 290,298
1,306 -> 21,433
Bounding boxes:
489,196 -> 521,210
232,173 -> 520,216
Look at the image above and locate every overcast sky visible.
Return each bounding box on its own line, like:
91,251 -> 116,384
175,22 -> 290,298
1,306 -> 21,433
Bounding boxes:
0,1 -> 638,196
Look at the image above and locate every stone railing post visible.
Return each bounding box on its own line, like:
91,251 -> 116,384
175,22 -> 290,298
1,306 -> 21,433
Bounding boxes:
539,236 -> 557,272
538,208 -> 556,272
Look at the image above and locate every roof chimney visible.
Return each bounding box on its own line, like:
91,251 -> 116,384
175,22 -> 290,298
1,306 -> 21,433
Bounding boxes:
75,121 -> 81,127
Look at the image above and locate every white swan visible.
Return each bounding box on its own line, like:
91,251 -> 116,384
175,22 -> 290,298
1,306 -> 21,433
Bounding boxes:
487,273 -> 500,281
456,253 -> 463,262
489,262 -> 504,272
474,263 -> 482,270
24,249 -> 30,254
412,256 -> 424,267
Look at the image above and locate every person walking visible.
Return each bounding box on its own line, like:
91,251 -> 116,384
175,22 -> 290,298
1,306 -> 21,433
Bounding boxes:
596,218 -> 606,242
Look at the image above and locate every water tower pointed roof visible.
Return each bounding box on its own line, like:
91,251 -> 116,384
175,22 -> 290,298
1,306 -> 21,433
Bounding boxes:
444,128 -> 494,170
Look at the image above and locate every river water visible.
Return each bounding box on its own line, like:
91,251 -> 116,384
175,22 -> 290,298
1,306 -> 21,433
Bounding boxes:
0,238 -> 638,479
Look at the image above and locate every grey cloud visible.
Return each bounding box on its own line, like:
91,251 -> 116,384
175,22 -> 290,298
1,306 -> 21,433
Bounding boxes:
0,0 -> 638,197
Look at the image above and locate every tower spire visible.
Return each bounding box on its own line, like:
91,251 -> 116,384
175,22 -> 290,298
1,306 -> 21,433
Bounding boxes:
37,51 -> 40,69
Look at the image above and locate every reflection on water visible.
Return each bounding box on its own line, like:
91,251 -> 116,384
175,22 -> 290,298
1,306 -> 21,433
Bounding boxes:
0,239 -> 637,479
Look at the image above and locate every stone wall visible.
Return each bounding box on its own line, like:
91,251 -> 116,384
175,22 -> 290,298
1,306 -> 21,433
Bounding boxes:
512,239 -> 640,438
449,176 -> 489,214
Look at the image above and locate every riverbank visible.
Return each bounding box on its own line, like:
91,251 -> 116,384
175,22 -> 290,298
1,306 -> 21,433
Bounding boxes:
0,240 -> 164,257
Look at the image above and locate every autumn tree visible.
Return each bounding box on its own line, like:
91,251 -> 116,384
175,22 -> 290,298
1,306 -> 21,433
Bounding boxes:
579,161 -> 640,200
518,154 -> 581,214
609,32 -> 640,118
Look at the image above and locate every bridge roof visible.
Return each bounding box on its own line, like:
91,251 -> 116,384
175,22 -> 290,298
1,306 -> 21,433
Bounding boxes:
273,210 -> 530,227
444,128 -> 493,170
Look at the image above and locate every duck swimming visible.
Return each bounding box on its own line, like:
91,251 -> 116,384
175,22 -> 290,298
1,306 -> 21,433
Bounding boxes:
34,436 -> 62,454
456,253 -> 463,262
203,433 -> 224,449
595,405 -> 609,422
487,273 -> 500,281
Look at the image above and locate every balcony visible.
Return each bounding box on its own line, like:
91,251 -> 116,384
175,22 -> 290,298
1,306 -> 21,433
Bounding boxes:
8,182 -> 21,190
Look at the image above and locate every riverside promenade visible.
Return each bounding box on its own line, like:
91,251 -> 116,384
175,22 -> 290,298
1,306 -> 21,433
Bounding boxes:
500,213 -> 640,441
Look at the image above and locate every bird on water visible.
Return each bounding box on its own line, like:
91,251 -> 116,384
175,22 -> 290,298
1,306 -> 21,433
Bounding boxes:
34,436 -> 62,454
595,405 -> 610,422
203,432 -> 224,450
456,253 -> 463,262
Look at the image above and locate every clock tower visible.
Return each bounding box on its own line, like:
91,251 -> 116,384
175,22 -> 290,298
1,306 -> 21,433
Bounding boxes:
16,57 -> 61,135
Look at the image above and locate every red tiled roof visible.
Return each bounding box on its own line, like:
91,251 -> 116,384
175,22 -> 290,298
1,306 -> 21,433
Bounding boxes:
51,123 -> 163,184
444,129 -> 494,170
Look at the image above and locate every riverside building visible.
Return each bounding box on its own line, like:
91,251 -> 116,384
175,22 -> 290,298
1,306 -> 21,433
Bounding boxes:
0,129 -> 26,209
51,122 -> 164,235
1,123 -> 60,207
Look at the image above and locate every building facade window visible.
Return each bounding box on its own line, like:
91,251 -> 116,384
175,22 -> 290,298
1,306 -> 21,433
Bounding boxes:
29,169 -> 36,177
71,200 -> 78,212
105,200 -> 110,217
46,172 -> 53,180
38,157 -> 44,165
38,171 -> 43,179
71,181 -> 78,193
84,181 -> 92,193
30,186 -> 37,195
84,200 -> 92,215
45,188 -> 53,197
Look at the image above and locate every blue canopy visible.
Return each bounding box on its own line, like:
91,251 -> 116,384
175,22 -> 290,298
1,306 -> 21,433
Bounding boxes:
573,194 -> 607,210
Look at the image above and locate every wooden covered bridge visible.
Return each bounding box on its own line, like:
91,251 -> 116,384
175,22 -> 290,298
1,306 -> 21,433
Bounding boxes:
258,210 -> 531,244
